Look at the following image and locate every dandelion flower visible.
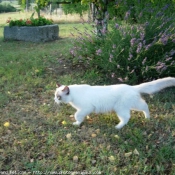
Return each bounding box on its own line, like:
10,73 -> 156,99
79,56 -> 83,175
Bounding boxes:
109,156 -> 115,162
4,122 -> 10,127
91,133 -> 97,138
114,135 -> 120,139
62,120 -> 67,125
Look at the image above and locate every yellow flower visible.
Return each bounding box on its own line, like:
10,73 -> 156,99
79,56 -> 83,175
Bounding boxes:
35,69 -> 39,73
108,156 -> 115,162
114,134 -> 120,139
4,122 -> 10,127
62,120 -> 67,125
91,133 -> 97,138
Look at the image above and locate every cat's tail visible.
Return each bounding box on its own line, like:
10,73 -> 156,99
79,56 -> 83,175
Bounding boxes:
133,77 -> 175,94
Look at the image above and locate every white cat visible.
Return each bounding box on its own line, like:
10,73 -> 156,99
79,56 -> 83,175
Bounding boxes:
54,77 -> 175,129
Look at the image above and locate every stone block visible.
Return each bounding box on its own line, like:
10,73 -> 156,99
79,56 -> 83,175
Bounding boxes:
4,24 -> 59,42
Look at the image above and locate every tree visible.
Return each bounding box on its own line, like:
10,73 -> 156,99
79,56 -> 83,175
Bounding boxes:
18,0 -> 32,11
18,0 -> 50,17
18,0 -> 110,35
35,0 -> 50,17
71,0 -> 110,36
91,0 -> 109,36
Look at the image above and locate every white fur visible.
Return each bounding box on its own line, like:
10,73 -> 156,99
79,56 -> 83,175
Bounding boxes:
54,77 -> 175,129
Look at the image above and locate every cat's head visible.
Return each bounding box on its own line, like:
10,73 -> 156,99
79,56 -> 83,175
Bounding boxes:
54,83 -> 70,104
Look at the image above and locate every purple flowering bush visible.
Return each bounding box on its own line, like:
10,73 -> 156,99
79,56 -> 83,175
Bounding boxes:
70,5 -> 175,84
113,0 -> 174,24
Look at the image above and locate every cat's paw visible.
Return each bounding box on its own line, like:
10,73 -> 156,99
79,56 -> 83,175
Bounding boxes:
73,121 -> 81,126
115,125 -> 122,130
115,124 -> 124,130
145,115 -> 150,119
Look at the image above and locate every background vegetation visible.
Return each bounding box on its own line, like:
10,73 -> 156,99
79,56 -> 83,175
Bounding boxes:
70,1 -> 175,84
0,3 -> 16,12
0,1 -> 175,173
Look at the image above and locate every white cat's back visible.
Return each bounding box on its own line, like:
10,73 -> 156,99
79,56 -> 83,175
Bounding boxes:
69,84 -> 139,113
69,84 -> 138,100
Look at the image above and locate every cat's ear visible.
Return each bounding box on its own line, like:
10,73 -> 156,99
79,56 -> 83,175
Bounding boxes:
56,83 -> 62,88
62,86 -> 69,95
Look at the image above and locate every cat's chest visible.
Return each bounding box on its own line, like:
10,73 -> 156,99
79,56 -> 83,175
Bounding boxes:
69,102 -> 79,110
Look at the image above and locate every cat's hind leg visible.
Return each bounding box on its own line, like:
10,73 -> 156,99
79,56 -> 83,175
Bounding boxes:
73,110 -> 90,126
115,110 -> 131,130
132,99 -> 150,119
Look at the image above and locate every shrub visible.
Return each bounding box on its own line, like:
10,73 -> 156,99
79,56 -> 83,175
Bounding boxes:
112,0 -> 175,24
0,4 -> 16,13
7,16 -> 53,27
70,5 -> 175,84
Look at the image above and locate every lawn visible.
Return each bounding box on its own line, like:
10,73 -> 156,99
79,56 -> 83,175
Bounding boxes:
0,12 -> 175,174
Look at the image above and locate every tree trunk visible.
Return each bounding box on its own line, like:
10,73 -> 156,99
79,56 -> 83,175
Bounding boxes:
93,0 -> 108,36
88,3 -> 96,22
26,0 -> 28,12
37,9 -> 40,18
50,3 -> 52,15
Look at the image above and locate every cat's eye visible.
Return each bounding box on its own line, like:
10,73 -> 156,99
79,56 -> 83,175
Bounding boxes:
57,95 -> 61,100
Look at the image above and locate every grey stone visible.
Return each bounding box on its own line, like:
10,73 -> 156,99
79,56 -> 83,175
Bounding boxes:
4,24 -> 59,42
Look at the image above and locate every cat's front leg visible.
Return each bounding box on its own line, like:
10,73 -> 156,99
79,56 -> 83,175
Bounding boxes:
73,110 -> 90,126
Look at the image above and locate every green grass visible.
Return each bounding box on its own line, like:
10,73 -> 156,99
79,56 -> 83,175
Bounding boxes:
0,12 -> 175,175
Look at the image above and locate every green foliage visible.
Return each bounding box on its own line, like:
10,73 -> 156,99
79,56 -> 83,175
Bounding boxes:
113,0 -> 175,23
62,2 -> 88,16
0,3 -> 16,13
70,5 -> 175,84
22,0 -> 32,9
18,0 -> 49,17
35,0 -> 49,8
35,0 -> 50,18
7,16 -> 53,27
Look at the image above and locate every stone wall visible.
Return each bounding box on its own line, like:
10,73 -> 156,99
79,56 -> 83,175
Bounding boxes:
4,24 -> 59,42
